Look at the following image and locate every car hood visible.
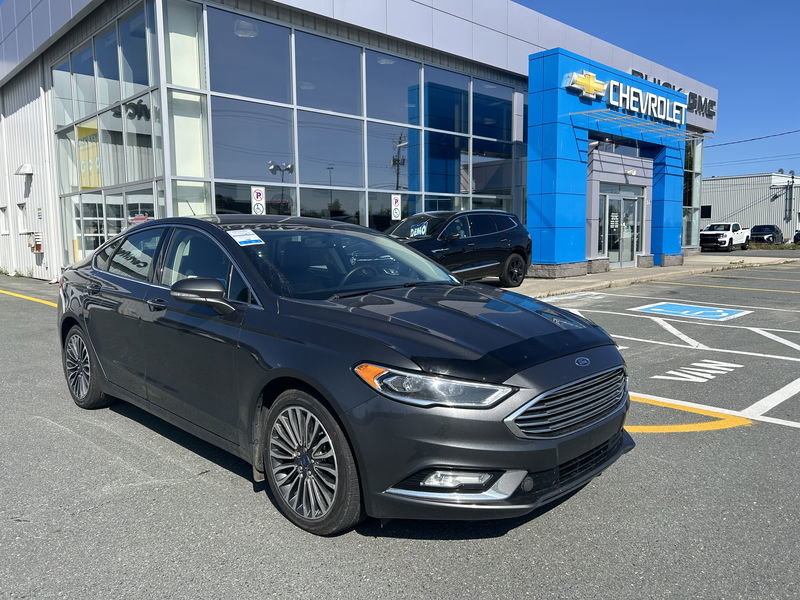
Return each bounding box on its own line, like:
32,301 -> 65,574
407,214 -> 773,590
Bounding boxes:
280,284 -> 616,383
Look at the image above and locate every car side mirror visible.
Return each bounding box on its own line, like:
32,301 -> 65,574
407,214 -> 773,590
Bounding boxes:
170,278 -> 236,315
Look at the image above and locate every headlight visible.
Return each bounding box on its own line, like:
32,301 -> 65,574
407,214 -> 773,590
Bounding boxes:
354,363 -> 513,408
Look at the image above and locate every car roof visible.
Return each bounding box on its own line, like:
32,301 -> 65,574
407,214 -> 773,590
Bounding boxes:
136,214 -> 368,232
411,210 -> 518,219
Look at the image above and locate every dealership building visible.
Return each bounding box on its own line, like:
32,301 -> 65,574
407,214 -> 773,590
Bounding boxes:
0,0 -> 718,279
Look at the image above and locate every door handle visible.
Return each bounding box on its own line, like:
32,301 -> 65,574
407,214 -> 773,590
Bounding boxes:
467,243 -> 476,247
146,298 -> 168,311
500,238 -> 510,243
86,282 -> 101,295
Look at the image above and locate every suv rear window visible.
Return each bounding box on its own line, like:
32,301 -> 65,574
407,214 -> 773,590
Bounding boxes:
492,215 -> 517,231
390,215 -> 447,239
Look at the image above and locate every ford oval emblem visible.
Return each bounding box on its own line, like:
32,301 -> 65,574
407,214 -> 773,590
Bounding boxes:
575,357 -> 591,367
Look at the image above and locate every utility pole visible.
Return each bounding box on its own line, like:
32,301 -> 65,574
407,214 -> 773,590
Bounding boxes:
392,132 -> 407,191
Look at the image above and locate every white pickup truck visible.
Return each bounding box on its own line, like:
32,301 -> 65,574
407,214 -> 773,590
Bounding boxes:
699,222 -> 750,251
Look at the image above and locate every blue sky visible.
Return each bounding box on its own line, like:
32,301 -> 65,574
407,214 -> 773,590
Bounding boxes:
516,0 -> 800,177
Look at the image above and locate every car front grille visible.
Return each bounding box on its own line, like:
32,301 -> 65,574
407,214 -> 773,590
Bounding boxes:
507,367 -> 627,439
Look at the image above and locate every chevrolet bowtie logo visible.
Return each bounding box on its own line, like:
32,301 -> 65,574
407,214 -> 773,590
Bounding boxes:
568,70 -> 607,100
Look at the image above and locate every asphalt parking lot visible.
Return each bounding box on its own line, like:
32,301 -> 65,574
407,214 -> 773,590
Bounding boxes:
1,267 -> 798,599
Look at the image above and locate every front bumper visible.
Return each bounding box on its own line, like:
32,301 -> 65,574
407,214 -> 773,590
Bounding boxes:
699,236 -> 728,248
345,346 -> 634,520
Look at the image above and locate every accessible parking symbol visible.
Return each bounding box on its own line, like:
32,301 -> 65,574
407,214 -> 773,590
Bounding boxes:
631,302 -> 751,321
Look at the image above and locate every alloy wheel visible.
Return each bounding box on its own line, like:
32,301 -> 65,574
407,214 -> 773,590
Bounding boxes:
269,406 -> 338,520
65,333 -> 91,400
508,255 -> 525,285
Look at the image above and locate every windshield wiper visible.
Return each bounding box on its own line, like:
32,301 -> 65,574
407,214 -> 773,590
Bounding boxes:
329,281 -> 459,300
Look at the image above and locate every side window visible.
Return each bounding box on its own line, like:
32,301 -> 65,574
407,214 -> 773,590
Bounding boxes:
492,215 -> 516,232
732,224 -> 740,232
441,217 -> 470,239
161,229 -> 231,289
107,228 -> 164,281
229,268 -> 252,304
468,214 -> 497,237
94,238 -> 123,271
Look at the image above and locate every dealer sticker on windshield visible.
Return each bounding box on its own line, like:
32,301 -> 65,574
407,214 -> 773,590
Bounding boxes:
227,229 -> 265,246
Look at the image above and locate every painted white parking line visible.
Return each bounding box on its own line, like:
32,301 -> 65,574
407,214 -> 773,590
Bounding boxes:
631,392 -> 800,430
741,376 -> 800,418
612,334 -> 800,363
652,359 -> 743,382
652,318 -> 709,349
749,328 -> 800,352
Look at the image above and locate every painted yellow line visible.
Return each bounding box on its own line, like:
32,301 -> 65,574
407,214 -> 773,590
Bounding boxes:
698,274 -> 800,283
627,394 -> 752,433
0,289 -> 57,307
650,281 -> 800,294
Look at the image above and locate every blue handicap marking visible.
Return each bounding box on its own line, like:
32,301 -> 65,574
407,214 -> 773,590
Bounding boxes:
631,302 -> 751,321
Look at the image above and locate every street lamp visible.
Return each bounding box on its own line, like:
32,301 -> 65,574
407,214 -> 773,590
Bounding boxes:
267,161 -> 294,214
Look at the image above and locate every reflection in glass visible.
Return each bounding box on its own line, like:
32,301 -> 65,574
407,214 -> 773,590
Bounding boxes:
76,120 -> 101,190
173,180 -> 211,216
472,197 -> 512,211
169,90 -> 208,177
598,194 -> 607,255
424,195 -> 467,212
215,183 -> 294,216
126,187 -> 156,225
425,66 -> 468,133
425,131 -> 468,194
99,110 -> 125,186
120,8 -> 149,98
146,0 -> 160,85
95,26 -> 120,109
106,193 -> 125,235
81,192 -> 105,252
295,32 -> 361,115
57,130 -> 78,195
298,111 -> 363,187
53,61 -> 74,128
367,123 -> 421,191
472,139 -> 512,195
63,196 -> 81,263
366,51 -> 419,125
368,192 -> 421,232
151,91 -> 164,177
472,79 -> 513,140
124,95 -> 154,181
208,8 -> 291,103
165,0 -> 205,89
300,188 -> 363,224
72,43 -> 96,119
212,97 -> 294,182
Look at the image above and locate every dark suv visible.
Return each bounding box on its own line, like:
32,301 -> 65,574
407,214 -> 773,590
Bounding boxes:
387,210 -> 532,287
750,225 -> 784,245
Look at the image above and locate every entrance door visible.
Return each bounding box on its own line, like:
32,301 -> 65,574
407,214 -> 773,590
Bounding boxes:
606,195 -> 638,268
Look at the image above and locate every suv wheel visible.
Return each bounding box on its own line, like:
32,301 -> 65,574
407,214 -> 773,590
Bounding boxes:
264,390 -> 363,536
62,326 -> 112,409
500,253 -> 526,287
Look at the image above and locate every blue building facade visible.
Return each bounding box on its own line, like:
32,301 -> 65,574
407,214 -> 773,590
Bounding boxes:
528,49 -> 689,276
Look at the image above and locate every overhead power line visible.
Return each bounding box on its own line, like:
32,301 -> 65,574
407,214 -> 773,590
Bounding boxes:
705,152 -> 800,167
706,129 -> 800,148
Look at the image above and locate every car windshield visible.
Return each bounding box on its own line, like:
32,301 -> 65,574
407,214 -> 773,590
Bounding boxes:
231,227 -> 459,300
705,224 -> 731,231
751,226 -> 771,233
388,214 -> 448,239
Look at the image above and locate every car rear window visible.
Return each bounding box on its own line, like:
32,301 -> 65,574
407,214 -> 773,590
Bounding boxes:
492,215 -> 517,232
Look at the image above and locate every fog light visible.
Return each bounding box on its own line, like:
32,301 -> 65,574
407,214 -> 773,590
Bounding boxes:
421,470 -> 492,489
520,476 -> 534,492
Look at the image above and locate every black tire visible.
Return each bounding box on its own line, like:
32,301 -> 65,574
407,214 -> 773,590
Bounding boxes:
726,239 -> 734,252
499,253 -> 527,287
263,390 -> 363,536
62,326 -> 111,409
741,237 -> 749,250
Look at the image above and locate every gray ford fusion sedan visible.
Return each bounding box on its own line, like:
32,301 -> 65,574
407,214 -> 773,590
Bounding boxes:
58,215 -> 634,535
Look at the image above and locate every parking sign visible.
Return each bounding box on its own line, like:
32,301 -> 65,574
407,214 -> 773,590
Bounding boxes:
251,186 -> 266,215
391,194 -> 402,221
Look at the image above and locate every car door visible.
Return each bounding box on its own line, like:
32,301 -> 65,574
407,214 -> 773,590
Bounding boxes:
466,213 -> 505,277
434,216 -> 473,273
142,227 -> 247,443
84,226 -> 168,400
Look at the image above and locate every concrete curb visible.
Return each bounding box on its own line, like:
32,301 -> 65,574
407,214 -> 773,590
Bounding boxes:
527,257 -> 800,299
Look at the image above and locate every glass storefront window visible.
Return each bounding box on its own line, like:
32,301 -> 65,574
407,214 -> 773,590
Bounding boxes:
598,194 -> 607,256
169,90 -> 208,177
53,61 -> 74,128
472,139 -> 512,195
366,51 -> 420,125
72,43 -> 96,120
299,188 -> 363,224
425,66 -> 468,134
173,180 -> 211,216
94,26 -> 120,109
145,0 -> 160,85
120,7 -> 150,98
212,97 -> 294,183
472,79 -> 513,140
424,195 -> 467,212
126,187 -> 157,224
124,95 -> 154,182
99,110 -> 125,186
215,183 -> 295,216
297,111 -> 363,187
165,0 -> 205,90
106,193 -> 125,235
425,131 -> 468,194
295,32 -> 361,115
57,129 -> 78,195
367,123 -> 421,191
63,196 -> 82,263
151,91 -> 164,177
368,192 -> 420,231
76,119 -> 101,190
81,192 -> 105,252
472,196 -> 512,211
208,8 -> 291,103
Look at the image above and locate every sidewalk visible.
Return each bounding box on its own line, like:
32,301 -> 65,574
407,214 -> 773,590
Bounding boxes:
516,253 -> 800,299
